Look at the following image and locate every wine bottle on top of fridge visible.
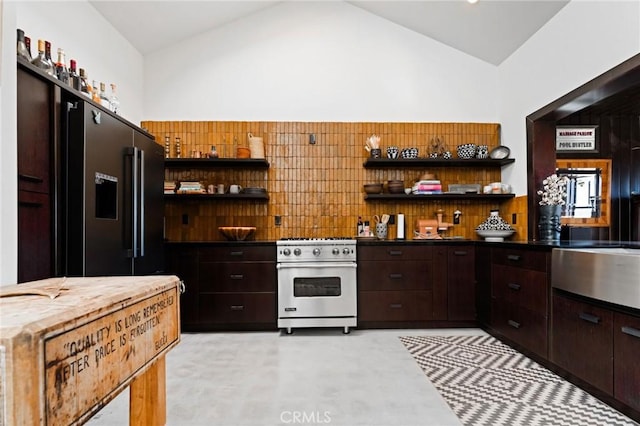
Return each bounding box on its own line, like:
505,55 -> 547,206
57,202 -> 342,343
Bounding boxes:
91,80 -> 100,103
99,82 -> 110,108
55,48 -> 69,84
44,41 -> 57,79
69,59 -> 80,91
79,68 -> 91,98
109,83 -> 120,114
31,39 -> 54,76
25,37 -> 32,59
16,29 -> 32,61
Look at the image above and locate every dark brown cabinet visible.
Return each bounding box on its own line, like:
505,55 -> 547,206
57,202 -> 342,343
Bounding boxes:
165,243 -> 277,331
489,247 -> 550,358
551,291 -> 614,393
447,246 -> 476,321
17,64 -> 58,282
357,244 -> 447,326
614,312 -> 640,412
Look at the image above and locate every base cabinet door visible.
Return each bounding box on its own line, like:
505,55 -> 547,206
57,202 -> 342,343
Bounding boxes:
358,291 -> 433,322
614,312 -> 640,411
447,246 -> 475,321
551,292 -> 614,394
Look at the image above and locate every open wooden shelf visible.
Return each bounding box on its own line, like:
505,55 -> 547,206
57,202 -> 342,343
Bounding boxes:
364,193 -> 515,201
363,158 -> 515,168
165,158 -> 269,168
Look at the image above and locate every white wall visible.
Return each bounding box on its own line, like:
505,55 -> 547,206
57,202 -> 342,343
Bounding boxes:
15,1 -> 145,123
0,0 -> 18,285
498,0 -> 640,195
143,1 -> 499,122
0,0 -> 144,285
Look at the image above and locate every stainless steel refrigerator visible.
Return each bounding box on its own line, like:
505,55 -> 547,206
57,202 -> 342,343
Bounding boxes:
63,95 -> 164,276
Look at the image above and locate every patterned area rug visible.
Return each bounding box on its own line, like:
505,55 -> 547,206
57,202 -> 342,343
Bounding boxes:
400,335 -> 639,426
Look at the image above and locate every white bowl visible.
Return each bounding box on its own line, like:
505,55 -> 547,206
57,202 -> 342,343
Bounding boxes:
476,229 -> 515,242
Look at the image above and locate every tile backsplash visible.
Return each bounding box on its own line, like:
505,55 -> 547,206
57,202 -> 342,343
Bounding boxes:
142,121 -> 527,241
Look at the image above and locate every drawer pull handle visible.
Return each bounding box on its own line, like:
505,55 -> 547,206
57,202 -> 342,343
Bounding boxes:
453,251 -> 467,256
389,273 -> 403,279
389,303 -> 402,309
230,251 -> 244,256
507,255 -> 521,261
18,173 -> 44,183
507,319 -> 521,329
230,274 -> 244,280
579,312 -> 600,324
508,283 -> 521,291
621,326 -> 640,339
230,305 -> 244,311
388,250 -> 403,256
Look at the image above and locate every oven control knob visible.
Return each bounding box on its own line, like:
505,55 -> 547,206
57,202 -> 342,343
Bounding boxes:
294,248 -> 302,256
283,248 -> 291,256
343,248 -> 351,255
313,248 -> 321,256
332,248 -> 340,255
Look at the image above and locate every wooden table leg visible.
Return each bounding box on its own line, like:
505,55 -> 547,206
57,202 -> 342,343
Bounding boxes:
129,356 -> 167,426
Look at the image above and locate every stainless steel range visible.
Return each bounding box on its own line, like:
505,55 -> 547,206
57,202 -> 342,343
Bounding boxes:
276,238 -> 357,334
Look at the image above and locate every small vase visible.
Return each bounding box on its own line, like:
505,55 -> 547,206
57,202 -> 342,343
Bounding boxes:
538,204 -> 562,242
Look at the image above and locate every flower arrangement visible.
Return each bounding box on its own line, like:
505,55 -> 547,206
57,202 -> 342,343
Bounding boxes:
537,173 -> 568,206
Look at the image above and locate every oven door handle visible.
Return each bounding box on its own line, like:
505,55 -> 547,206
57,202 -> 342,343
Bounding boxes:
277,262 -> 357,270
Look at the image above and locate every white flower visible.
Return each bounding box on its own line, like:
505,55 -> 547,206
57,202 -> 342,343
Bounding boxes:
537,173 -> 568,206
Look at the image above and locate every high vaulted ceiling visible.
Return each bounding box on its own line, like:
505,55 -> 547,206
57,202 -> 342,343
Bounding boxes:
89,0 -> 569,65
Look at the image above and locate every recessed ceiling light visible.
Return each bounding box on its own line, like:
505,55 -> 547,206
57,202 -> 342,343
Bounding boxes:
468,0 -> 479,4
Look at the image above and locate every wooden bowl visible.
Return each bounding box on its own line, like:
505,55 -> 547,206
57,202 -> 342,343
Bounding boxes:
236,147 -> 251,159
364,183 -> 383,194
218,226 -> 256,241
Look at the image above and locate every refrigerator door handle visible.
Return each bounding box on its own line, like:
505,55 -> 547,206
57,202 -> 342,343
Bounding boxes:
139,148 -> 145,257
128,146 -> 140,258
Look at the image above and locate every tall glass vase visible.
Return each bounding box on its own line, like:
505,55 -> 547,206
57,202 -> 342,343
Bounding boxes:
538,204 -> 562,242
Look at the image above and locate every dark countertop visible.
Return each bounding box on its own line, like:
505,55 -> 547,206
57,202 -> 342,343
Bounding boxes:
165,239 -> 640,249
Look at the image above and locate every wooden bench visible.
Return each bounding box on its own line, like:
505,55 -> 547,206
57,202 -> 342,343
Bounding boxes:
0,275 -> 181,425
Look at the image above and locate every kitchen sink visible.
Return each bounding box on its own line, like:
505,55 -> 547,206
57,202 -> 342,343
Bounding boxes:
552,247 -> 640,310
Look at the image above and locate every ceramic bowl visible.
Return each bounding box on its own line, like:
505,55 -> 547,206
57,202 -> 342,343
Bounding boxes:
218,226 -> 256,241
363,183 -> 383,194
456,143 -> 477,159
476,229 -> 515,242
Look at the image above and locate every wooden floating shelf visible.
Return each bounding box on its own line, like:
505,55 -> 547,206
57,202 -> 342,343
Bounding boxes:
164,193 -> 269,201
363,158 -> 515,168
164,158 -> 270,168
364,193 -> 515,201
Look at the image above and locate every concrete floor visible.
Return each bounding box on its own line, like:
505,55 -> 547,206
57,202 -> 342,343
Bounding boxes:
88,328 -> 488,426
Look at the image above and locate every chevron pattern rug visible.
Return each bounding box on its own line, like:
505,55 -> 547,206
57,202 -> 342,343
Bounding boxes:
400,335 -> 638,426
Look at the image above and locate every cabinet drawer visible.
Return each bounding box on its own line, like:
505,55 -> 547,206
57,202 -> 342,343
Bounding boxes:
199,262 -> 276,292
359,290 -> 433,322
491,247 -> 548,272
551,292 -> 613,394
491,301 -> 548,357
614,311 -> 640,411
358,245 -> 432,261
199,245 -> 275,262
199,293 -> 276,324
358,261 -> 432,291
491,264 -> 547,314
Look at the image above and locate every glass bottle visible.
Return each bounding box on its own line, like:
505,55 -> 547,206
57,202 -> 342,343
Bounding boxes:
55,48 -> 69,84
99,82 -> 110,108
109,83 -> 120,114
44,41 -> 57,78
164,136 -> 171,158
79,68 -> 91,98
16,29 -> 32,61
31,39 -> 54,76
69,59 -> 80,90
209,145 -> 218,158
25,36 -> 33,60
91,80 -> 101,103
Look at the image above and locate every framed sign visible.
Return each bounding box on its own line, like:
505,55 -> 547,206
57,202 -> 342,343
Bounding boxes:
556,125 -> 599,153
